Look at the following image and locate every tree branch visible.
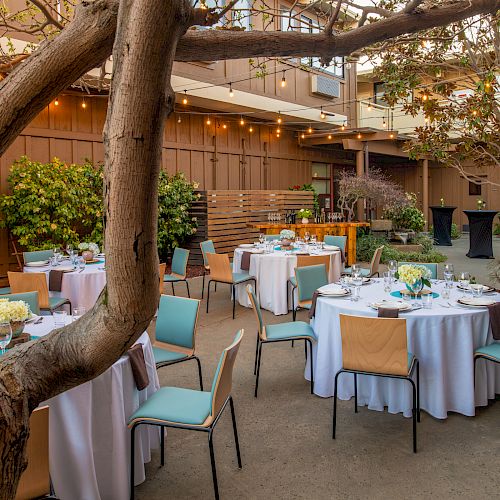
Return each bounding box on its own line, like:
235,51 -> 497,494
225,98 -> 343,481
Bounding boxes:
404,0 -> 425,14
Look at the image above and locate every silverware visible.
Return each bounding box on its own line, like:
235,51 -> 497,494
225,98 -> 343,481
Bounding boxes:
78,268 -> 84,273
34,317 -> 44,324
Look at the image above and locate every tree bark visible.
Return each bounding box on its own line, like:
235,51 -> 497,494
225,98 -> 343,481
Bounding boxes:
0,0 -> 498,157
0,0 -> 191,495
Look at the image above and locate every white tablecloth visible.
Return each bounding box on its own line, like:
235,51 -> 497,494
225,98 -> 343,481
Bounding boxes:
307,279 -> 500,419
233,247 -> 342,315
24,261 -> 107,311
25,317 -> 160,500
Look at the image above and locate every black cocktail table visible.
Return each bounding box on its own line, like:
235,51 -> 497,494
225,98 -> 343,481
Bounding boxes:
463,210 -> 498,258
430,206 -> 456,246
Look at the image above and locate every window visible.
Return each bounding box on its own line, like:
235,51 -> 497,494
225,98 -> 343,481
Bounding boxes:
280,6 -> 296,31
374,82 -> 388,105
469,181 -> 482,196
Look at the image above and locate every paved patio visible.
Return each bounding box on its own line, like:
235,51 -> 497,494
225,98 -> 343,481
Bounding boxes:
137,235 -> 500,499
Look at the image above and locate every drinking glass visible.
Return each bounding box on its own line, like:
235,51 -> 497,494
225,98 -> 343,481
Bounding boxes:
471,284 -> 483,299
53,311 -> 67,327
444,263 -> 454,274
66,243 -> 73,255
351,264 -> 360,275
311,234 -> 317,245
304,232 -> 310,244
351,276 -> 363,301
421,293 -> 433,309
458,272 -> 470,297
78,256 -> 86,272
73,307 -> 86,321
444,270 -> 454,286
383,271 -> 392,293
259,233 -> 265,245
0,322 -> 12,355
441,287 -> 451,300
388,260 -> 398,281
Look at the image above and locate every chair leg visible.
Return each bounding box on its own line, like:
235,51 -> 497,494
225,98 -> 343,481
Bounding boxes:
130,424 -> 137,500
307,339 -> 314,394
185,280 -> 191,298
160,426 -> 165,466
254,333 -> 259,375
194,356 -> 204,391
202,272 -> 206,299
208,431 -> 220,500
68,300 -> 72,315
410,378 -> 417,453
354,373 -> 358,413
254,341 -> 263,398
171,282 -> 175,296
232,284 -> 236,320
416,360 -> 420,423
206,280 -> 212,313
333,371 -> 341,439
229,397 -> 242,468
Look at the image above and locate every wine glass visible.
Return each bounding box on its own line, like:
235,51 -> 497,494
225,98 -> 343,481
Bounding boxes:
78,256 -> 86,272
351,264 -> 360,275
458,272 -> 470,298
0,322 -> 12,356
304,232 -> 310,244
311,234 -> 317,245
66,243 -> 73,255
259,233 -> 265,245
388,260 -> 397,281
383,271 -> 392,293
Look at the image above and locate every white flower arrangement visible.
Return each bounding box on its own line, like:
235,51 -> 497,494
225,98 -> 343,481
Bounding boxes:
280,229 -> 295,240
0,299 -> 31,322
78,242 -> 100,254
397,264 -> 432,287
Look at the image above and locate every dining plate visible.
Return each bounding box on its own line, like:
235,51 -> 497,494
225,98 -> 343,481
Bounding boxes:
25,260 -> 49,267
457,297 -> 497,307
369,300 -> 412,311
323,245 -> 340,251
457,284 -> 495,293
342,276 -> 371,285
239,244 -> 254,248
317,284 -> 350,296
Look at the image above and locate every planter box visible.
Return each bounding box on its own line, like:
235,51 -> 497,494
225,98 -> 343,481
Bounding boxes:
389,243 -> 423,254
370,219 -> 392,231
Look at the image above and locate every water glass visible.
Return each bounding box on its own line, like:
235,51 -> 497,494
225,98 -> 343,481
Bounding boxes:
383,271 -> 392,293
458,272 -> 470,297
441,287 -> 451,300
351,264 -> 360,275
78,256 -> 86,272
311,234 -> 317,245
421,293 -> 433,309
350,285 -> 361,302
259,233 -> 265,245
470,284 -> 483,299
388,260 -> 397,279
304,232 -> 310,244
66,244 -> 73,255
444,271 -> 453,285
73,307 -> 86,321
53,310 -> 67,327
444,263 -> 454,275
0,322 -> 12,355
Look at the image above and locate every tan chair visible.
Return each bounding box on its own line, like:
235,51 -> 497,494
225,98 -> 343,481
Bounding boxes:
344,245 -> 384,278
333,315 -> 420,453
158,263 -> 166,294
206,253 -> 256,319
8,271 -> 71,314
16,406 -> 51,500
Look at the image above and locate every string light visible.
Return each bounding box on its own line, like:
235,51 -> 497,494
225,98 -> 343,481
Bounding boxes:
484,81 -> 491,90
223,123 -> 227,129
277,112 -> 282,124
54,98 -> 59,106
328,134 -> 332,140
301,133 -> 305,139
367,101 -> 372,111
177,114 -> 181,123
341,121 -> 346,131
81,98 -> 87,109
389,132 -> 395,139
357,132 -> 362,139
472,110 -> 478,116
240,116 -> 245,125
229,83 -> 234,98
308,127 -> 313,133
281,71 -> 287,88
320,107 -> 326,119
276,128 -> 281,134
206,116 -> 211,125
422,92 -> 428,102
182,90 -> 188,105
249,126 -> 253,133
382,118 -> 387,128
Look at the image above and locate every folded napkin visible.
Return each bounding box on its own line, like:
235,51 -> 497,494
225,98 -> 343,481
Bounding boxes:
317,284 -> 345,295
240,251 -> 252,271
378,307 -> 399,318
49,270 -> 64,292
486,302 -> 500,340
309,291 -> 320,319
127,344 -> 149,391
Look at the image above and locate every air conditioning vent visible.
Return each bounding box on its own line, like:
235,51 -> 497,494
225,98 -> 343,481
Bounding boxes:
311,75 -> 341,98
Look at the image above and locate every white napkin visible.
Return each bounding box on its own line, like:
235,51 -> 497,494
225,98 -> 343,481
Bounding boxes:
318,284 -> 345,295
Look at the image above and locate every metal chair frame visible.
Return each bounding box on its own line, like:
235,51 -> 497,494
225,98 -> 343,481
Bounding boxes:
130,396 -> 242,500
333,358 -> 420,453
206,277 -> 256,320
156,355 -> 204,391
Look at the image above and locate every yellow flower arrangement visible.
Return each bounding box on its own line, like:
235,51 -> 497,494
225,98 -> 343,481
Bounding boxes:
0,299 -> 31,323
397,264 -> 432,287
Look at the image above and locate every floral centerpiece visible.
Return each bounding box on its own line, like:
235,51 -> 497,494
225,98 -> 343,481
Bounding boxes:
0,299 -> 31,338
297,209 -> 313,224
396,264 -> 432,296
279,229 -> 295,248
78,242 -> 100,261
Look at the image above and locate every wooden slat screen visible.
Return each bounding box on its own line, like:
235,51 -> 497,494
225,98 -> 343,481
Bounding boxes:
188,190 -> 314,264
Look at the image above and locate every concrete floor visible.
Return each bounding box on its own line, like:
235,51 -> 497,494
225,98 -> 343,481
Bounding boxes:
136,236 -> 500,499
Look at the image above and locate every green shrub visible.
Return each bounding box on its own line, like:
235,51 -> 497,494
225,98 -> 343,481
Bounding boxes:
0,157 -> 103,250
451,223 -> 461,239
383,192 -> 425,232
414,234 -> 434,253
157,171 -> 198,260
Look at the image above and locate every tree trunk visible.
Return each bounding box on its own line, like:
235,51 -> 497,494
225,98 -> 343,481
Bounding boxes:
0,0 -> 191,495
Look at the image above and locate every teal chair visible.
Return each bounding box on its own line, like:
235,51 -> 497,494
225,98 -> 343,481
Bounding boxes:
398,262 -> 438,280
344,245 -> 384,278
163,247 -> 190,297
129,331 -> 244,500
23,250 -> 54,265
264,234 -> 281,241
324,235 -> 347,252
153,295 -> 203,390
474,342 -> 500,390
0,287 -> 11,294
247,286 -> 316,397
200,240 -> 216,299
293,264 -> 328,321
0,291 -> 40,315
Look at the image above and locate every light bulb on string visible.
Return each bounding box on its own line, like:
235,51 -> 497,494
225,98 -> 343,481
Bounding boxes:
484,81 -> 491,90
276,128 -> 281,134
249,126 -> 253,133
382,118 -> 387,128
328,135 -> 332,140
229,83 -> 234,98
301,133 -> 305,139
422,92 -> 428,102
472,109 -> 478,116
341,121 -> 346,131
223,123 -> 227,129
182,90 -> 188,105
389,132 -> 395,139
277,112 -> 282,124
281,71 -> 287,88
357,132 -> 362,139
206,116 -> 211,125
54,98 -> 59,106
240,116 -> 245,125
320,107 -> 326,119
177,114 -> 182,124
308,126 -> 313,134
81,98 -> 87,109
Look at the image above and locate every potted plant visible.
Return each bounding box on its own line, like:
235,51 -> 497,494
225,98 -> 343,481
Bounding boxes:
279,229 -> 295,248
297,209 -> 313,224
0,299 -> 31,338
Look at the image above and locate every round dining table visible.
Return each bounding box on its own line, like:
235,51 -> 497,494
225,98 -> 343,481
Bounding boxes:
24,259 -> 107,310
233,245 -> 343,315
25,316 -> 160,500
306,279 -> 500,419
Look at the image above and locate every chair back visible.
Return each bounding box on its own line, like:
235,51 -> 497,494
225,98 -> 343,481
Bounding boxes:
370,246 -> 384,276
324,235 -> 347,252
155,295 -> 200,353
171,248 -> 189,278
398,262 -> 438,280
8,272 -> 50,309
0,291 -> 40,315
264,234 -> 281,241
246,285 -> 264,339
295,264 -> 328,305
296,254 -> 330,275
15,406 -> 50,500
22,250 -> 54,265
200,240 -> 216,268
339,314 -> 408,376
158,263 -> 166,294
210,330 -> 244,418
206,253 -> 233,283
